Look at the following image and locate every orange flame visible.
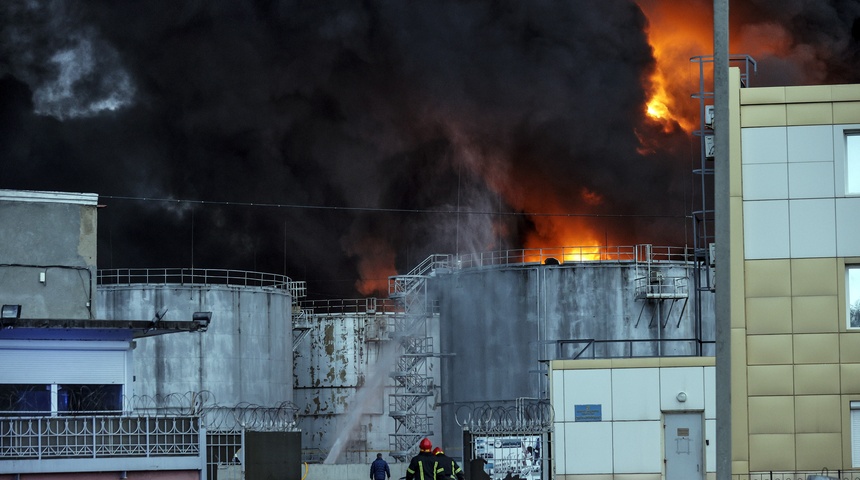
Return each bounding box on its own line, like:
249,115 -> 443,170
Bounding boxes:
637,0 -> 715,133
521,218 -> 604,263
349,237 -> 397,296
519,187 -> 606,261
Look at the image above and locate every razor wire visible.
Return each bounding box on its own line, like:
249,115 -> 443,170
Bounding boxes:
454,400 -> 554,434
124,391 -> 299,432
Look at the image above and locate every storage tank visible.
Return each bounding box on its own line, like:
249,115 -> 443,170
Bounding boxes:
293,299 -> 442,465
96,269 -> 297,408
424,245 -> 715,456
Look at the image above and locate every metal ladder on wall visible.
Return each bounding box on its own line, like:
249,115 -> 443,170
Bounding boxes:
690,55 -> 756,354
289,281 -> 311,351
387,254 -> 452,461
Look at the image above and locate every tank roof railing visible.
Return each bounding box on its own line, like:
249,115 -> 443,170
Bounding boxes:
298,297 -> 440,315
554,338 -> 713,360
97,268 -> 294,291
398,253 -> 458,278
440,245 -> 692,272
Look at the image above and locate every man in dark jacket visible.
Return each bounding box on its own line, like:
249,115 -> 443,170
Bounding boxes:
370,453 -> 390,480
406,438 -> 443,480
432,447 -> 465,480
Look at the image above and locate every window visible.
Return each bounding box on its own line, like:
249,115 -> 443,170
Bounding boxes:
852,402 -> 860,467
0,384 -> 122,415
59,384 -> 122,413
848,133 -> 860,194
0,384 -> 50,414
849,266 -> 860,329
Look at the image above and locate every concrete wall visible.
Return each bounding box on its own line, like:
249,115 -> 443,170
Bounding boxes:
0,190 -> 98,320
550,358 -> 716,480
97,284 -> 293,408
301,462 -> 408,480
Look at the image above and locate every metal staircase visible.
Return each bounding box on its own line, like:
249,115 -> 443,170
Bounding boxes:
289,281 -> 311,351
387,255 -> 452,461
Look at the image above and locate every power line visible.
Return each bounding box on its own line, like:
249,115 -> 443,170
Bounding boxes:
100,195 -> 688,219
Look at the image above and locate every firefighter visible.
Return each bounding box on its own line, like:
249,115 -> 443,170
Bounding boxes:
405,438 -> 443,480
432,446 -> 465,480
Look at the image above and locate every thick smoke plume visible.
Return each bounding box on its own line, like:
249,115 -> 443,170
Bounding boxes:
1,0 -> 858,298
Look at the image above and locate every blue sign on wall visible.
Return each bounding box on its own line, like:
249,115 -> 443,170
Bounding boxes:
574,404 -> 602,422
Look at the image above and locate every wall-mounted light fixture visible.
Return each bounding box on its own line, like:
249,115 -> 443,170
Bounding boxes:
1,304 -> 21,319
676,391 -> 688,403
192,312 -> 212,332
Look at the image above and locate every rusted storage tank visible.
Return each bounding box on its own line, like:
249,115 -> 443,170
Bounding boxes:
293,299 -> 441,465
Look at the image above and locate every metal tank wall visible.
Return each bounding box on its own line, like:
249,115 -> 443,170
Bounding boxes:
97,280 -> 293,407
431,260 -> 715,456
293,308 -> 441,465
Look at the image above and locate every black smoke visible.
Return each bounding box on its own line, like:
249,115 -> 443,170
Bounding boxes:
1,0 -> 858,298
731,0 -> 860,85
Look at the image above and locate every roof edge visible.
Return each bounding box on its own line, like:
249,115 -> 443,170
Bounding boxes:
0,189 -> 99,206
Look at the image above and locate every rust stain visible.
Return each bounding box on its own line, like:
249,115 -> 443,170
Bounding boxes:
324,323 -> 334,355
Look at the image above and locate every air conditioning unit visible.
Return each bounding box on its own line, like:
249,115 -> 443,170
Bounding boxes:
705,105 -> 715,127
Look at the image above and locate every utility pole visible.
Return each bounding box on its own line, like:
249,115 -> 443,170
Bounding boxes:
713,2 -> 731,480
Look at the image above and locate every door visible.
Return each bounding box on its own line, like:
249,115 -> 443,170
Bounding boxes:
664,413 -> 703,480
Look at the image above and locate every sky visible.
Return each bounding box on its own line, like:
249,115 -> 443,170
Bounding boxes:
2,0 -> 859,299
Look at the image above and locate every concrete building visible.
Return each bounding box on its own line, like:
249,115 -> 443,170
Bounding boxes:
0,190 -> 303,480
728,73 -> 860,472
550,358 -> 716,480
0,190 -> 207,480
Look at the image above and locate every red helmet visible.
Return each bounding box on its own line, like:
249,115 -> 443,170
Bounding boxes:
433,447 -> 444,455
419,438 -> 432,452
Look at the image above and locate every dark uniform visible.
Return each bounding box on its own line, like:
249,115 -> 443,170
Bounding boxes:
406,449 -> 442,480
433,448 -> 464,480
406,438 -> 443,480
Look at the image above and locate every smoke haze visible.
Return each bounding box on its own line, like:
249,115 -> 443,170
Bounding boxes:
2,0 -> 859,298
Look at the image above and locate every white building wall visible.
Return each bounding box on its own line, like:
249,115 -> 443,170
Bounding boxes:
551,362 -> 715,478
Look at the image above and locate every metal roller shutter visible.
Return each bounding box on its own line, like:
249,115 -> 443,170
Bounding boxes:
0,342 -> 128,385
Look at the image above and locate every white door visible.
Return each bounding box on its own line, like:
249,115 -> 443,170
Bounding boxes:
664,413 -> 703,480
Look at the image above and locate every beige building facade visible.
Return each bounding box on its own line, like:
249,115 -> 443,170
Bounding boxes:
730,74 -> 860,472
550,73 -> 860,479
